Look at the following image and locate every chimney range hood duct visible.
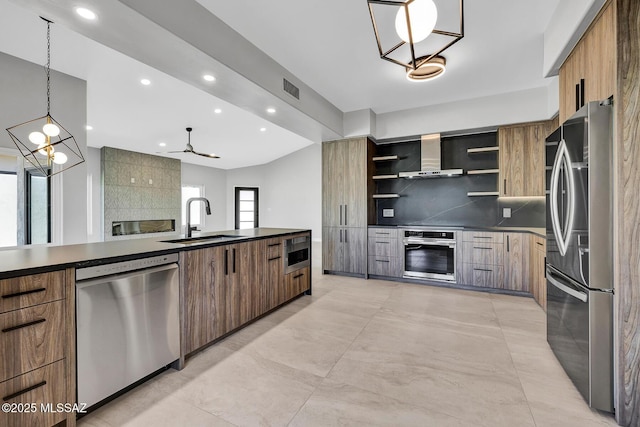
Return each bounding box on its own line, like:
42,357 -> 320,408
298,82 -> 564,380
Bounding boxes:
398,134 -> 463,178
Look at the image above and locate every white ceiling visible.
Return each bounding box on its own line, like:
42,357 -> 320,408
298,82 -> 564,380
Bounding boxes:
0,0 -> 561,169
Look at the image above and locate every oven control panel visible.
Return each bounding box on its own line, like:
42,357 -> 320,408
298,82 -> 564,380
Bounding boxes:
404,230 -> 455,240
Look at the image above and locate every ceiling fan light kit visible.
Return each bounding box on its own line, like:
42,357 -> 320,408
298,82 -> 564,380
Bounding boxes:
367,0 -> 464,82
6,17 -> 85,176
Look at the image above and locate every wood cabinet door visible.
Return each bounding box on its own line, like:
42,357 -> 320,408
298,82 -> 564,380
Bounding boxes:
182,248 -> 211,354
322,141 -> 346,227
207,245 -> 229,342
504,233 -> 529,292
322,227 -> 344,272
499,126 -> 525,196
499,123 -> 549,197
344,138 -> 367,227
262,237 -> 284,313
343,227 -> 366,275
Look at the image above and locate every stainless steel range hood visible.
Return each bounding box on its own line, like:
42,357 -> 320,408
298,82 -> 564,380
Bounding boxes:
398,134 -> 463,178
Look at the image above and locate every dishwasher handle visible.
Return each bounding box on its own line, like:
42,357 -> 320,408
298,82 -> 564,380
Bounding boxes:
76,262 -> 179,289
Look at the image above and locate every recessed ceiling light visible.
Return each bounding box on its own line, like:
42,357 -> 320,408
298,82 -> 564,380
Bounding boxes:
140,78 -> 151,86
214,108 -> 222,114
203,74 -> 216,82
159,142 -> 166,147
260,127 -> 267,132
85,125 -> 93,131
266,108 -> 276,114
75,7 -> 97,20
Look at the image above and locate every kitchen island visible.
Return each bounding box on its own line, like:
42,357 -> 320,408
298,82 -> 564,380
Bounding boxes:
0,228 -> 311,427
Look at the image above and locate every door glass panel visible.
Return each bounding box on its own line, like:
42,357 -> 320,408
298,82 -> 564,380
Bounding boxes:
26,170 -> 50,245
239,190 -> 254,201
239,201 -> 254,211
0,173 -> 17,247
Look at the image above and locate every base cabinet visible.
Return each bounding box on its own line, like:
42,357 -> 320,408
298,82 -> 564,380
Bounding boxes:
0,270 -> 75,427
367,228 -> 403,278
323,226 -> 366,275
504,233 -> 530,292
183,233 -> 311,356
530,236 -> 547,309
459,231 -> 532,293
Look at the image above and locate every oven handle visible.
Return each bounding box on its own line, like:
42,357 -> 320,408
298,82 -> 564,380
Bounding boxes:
404,239 -> 456,248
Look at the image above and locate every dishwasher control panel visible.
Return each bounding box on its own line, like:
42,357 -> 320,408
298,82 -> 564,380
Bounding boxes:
76,253 -> 179,281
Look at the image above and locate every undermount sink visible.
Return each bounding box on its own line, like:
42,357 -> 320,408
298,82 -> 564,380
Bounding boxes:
161,234 -> 244,245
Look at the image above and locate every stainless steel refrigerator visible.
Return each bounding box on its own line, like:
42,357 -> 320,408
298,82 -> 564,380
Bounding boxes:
545,100 -> 614,413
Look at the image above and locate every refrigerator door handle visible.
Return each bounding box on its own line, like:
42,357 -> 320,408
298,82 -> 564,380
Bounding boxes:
549,139 -> 576,256
547,268 -> 588,302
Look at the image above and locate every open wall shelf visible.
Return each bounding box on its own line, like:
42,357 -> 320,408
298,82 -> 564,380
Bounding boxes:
467,169 -> 499,175
467,146 -> 499,154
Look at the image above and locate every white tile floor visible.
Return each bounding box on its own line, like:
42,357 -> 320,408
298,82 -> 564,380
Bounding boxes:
79,250 -> 617,427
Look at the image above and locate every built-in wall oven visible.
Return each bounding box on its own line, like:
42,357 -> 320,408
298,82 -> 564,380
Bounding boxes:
403,230 -> 456,282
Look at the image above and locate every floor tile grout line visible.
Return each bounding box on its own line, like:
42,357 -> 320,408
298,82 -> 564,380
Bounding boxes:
285,278 -> 397,426
490,295 -> 539,427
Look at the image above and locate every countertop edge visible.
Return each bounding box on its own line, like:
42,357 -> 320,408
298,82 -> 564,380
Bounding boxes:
0,228 -> 312,280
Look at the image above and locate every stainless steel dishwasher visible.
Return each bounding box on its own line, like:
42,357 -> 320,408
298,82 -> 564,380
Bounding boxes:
76,253 -> 180,408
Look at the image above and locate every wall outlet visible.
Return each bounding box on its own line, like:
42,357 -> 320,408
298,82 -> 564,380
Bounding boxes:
382,208 -> 394,218
503,207 -> 512,218
148,179 -> 153,185
130,177 -> 135,184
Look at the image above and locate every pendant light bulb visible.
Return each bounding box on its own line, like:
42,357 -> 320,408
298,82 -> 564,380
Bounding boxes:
395,0 -> 438,43
43,122 -> 60,137
37,142 -> 54,156
29,131 -> 46,145
52,151 -> 68,165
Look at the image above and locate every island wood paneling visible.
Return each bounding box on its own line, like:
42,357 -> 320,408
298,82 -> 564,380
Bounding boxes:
615,0 -> 640,424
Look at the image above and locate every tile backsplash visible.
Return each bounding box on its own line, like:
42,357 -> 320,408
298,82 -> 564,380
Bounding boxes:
102,147 -> 181,241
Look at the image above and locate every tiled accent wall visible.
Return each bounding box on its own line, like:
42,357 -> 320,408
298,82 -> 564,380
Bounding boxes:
101,147 -> 181,241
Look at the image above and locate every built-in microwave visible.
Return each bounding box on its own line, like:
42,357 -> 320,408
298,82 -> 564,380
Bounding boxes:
284,235 -> 310,274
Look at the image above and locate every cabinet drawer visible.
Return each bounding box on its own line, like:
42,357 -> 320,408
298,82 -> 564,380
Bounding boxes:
368,256 -> 402,277
0,359 -> 67,427
368,238 -> 394,257
285,267 -> 310,299
463,264 -> 504,288
462,242 -> 504,265
264,238 -> 284,261
462,231 -> 504,244
0,271 -> 65,314
0,301 -> 65,382
368,228 -> 398,239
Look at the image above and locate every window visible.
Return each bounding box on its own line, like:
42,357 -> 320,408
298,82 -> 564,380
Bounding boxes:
182,185 -> 205,227
235,187 -> 259,229
25,168 -> 51,244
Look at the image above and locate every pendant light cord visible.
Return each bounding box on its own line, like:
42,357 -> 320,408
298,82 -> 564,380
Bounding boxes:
46,20 -> 51,115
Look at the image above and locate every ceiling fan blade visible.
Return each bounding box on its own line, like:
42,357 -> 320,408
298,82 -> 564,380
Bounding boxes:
193,151 -> 220,159
161,149 -> 190,154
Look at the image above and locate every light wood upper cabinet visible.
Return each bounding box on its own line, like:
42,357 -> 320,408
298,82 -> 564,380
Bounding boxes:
559,1 -> 615,122
499,121 -> 555,197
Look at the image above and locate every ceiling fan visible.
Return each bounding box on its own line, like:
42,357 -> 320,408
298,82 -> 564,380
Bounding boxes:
163,127 -> 220,159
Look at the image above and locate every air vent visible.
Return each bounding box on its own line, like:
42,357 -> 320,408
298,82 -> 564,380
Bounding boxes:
283,78 -> 300,100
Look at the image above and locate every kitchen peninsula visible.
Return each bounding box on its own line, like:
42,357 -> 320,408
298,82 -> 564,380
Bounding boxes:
0,227 -> 311,427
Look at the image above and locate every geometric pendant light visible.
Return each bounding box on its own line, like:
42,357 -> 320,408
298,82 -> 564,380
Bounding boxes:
6,17 -> 85,176
367,0 -> 464,82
